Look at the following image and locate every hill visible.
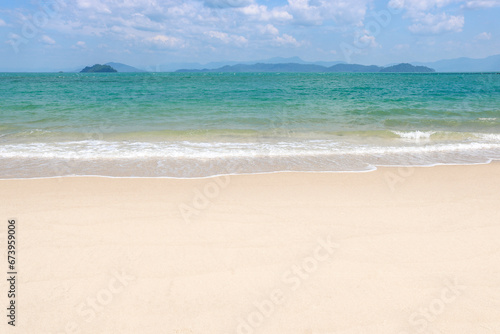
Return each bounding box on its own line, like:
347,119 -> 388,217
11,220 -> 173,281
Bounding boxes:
380,63 -> 435,73
176,62 -> 434,73
80,64 -> 117,73
105,62 -> 145,72
176,63 -> 327,73
159,57 -> 345,72
326,64 -> 381,72
412,54 -> 500,72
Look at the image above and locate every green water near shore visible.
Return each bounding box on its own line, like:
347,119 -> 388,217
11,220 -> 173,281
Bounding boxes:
1,72 -> 499,177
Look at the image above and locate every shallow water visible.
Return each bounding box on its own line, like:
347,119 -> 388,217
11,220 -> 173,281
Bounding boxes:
1,72 -> 499,178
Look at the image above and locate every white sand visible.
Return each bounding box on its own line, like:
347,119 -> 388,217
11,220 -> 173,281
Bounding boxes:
1,163 -> 499,333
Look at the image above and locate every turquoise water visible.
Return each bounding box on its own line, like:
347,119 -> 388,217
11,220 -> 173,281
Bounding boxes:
1,72 -> 499,178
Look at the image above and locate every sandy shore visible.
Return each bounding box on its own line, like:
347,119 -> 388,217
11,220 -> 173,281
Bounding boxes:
1,163 -> 500,334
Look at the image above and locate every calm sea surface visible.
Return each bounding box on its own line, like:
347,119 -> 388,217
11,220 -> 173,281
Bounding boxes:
0,72 -> 499,178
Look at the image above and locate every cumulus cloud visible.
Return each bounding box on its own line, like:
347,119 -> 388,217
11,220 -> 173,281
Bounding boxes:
205,31 -> 248,45
238,4 -> 293,21
408,13 -> 464,34
7,0 -> 495,61
41,35 -> 56,45
147,35 -> 183,49
124,13 -> 166,32
358,34 -> 379,48
286,0 -> 370,26
259,24 -> 279,35
475,31 -> 492,39
462,0 -> 500,8
72,41 -> 86,49
389,0 -> 467,35
388,0 -> 458,13
286,0 -> 322,25
273,33 -> 301,47
0,18 -> 7,27
203,0 -> 253,8
7,0 -> 372,54
76,0 -> 111,13
6,33 -> 22,48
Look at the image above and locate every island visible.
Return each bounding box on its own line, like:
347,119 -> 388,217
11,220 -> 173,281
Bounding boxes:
379,63 -> 435,73
80,64 -> 117,73
176,62 -> 435,73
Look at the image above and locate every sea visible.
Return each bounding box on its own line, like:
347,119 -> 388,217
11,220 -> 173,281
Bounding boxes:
0,72 -> 499,178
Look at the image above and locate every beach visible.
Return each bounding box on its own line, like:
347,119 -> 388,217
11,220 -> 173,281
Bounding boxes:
2,0 -> 500,331
1,163 -> 499,333
2,0 -> 500,332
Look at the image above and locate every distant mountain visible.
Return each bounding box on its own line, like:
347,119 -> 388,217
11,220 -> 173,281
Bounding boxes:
69,62 -> 144,72
160,57 -> 345,72
80,64 -> 117,73
9,54 -> 499,73
326,64 -> 381,72
105,62 -> 145,72
412,54 -> 500,72
380,63 -> 435,73
258,56 -> 306,64
252,56 -> 343,67
154,62 -> 205,72
312,60 -> 347,67
177,63 -> 328,73
176,62 -> 434,73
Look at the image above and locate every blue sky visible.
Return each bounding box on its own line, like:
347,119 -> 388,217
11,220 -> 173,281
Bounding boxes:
1,0 -> 499,70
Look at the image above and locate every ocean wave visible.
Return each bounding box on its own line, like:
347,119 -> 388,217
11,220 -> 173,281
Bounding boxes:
1,139 -> 499,160
1,137 -> 499,178
476,133 -> 500,141
391,131 -> 436,141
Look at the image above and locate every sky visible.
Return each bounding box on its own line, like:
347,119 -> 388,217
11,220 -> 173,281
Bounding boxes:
0,0 -> 499,71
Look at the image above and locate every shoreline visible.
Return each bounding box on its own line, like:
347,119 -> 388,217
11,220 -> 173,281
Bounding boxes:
1,163 -> 500,333
1,158 -> 498,181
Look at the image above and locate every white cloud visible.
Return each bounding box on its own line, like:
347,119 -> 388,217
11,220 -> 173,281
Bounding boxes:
287,0 -> 322,24
273,33 -> 301,46
0,18 -> 7,27
76,0 -> 111,13
147,35 -> 183,49
259,24 -> 279,35
205,30 -> 229,41
462,0 -> 500,8
8,0 -> 496,63
389,0 -> 466,35
5,33 -> 22,48
408,13 -> 464,34
205,30 -> 248,45
24,0 -> 372,54
75,41 -> 86,48
388,0 -> 459,13
239,4 -> 292,21
203,0 -> 253,8
287,0 -> 370,26
120,13 -> 166,32
475,31 -> 492,40
41,35 -> 56,45
359,35 -> 380,48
